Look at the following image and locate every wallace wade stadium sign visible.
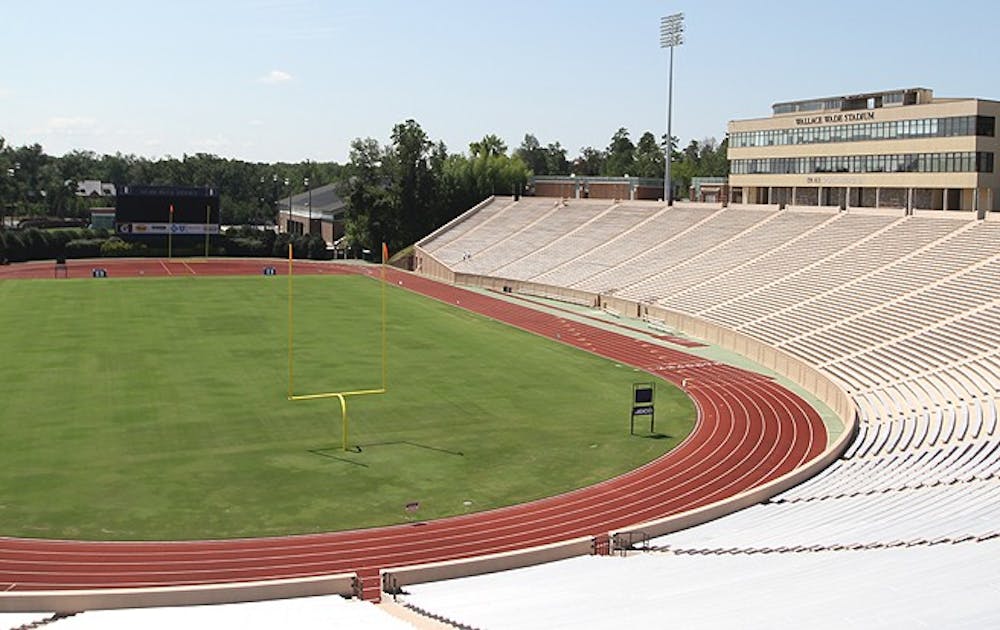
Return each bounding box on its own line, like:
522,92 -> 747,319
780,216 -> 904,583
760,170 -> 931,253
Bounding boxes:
795,111 -> 876,126
118,223 -> 221,235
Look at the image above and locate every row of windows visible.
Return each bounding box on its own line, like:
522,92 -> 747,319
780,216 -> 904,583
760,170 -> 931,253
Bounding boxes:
731,152 -> 994,175
731,116 -> 995,148
772,91 -> 911,115
286,219 -> 305,235
773,98 -> 843,114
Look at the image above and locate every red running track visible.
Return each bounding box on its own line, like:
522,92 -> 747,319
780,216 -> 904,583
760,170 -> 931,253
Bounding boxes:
0,259 -> 827,602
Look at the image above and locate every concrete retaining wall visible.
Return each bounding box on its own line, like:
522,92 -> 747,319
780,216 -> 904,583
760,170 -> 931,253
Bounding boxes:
0,573 -> 358,614
383,537 -> 596,590
413,247 -> 456,284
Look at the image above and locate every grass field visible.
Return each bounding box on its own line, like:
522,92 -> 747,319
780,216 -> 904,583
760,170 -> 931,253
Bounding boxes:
0,273 -> 695,540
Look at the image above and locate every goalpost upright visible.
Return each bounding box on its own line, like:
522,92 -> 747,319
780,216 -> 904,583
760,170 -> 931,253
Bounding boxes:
286,242 -> 389,450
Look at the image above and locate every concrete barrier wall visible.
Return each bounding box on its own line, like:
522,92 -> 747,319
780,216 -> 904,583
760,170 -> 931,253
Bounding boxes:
911,208 -> 976,220
671,201 -> 724,210
848,206 -> 907,216
726,203 -> 781,212
413,247 -> 455,284
0,573 -> 358,614
454,273 -> 597,307
784,205 -> 840,214
383,537 -> 595,590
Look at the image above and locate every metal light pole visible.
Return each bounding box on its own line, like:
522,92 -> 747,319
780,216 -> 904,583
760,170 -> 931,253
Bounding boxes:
272,173 -> 279,228
284,177 -> 292,233
304,176 -> 311,235
258,176 -> 266,225
661,12 -> 684,205
3,167 -> 14,230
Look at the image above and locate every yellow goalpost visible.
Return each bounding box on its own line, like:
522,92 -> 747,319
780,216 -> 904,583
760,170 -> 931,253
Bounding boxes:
286,243 -> 389,451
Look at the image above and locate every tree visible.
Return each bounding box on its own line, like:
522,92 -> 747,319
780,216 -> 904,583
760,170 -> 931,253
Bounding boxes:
469,134 -> 508,159
572,146 -> 606,176
340,137 -> 392,254
340,120 -> 530,255
390,119 -> 435,249
702,137 -> 730,177
514,135 -> 570,176
633,131 -> 665,179
543,142 -> 570,175
663,137 -> 730,200
603,127 -> 635,177
514,134 -> 546,175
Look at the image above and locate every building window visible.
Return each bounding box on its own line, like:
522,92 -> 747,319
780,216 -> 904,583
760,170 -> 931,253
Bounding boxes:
731,114 -> 994,148
730,152 -> 993,175
977,116 -> 996,137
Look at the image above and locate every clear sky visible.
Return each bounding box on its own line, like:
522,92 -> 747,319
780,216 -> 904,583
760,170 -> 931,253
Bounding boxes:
3,0 -> 998,164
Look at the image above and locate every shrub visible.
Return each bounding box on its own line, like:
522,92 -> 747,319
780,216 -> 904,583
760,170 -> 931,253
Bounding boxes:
44,228 -> 91,259
2,231 -> 27,262
19,228 -> 45,260
228,236 -> 269,257
65,239 -> 107,259
100,237 -> 148,257
307,233 -> 329,260
272,233 -> 291,258
291,234 -> 312,259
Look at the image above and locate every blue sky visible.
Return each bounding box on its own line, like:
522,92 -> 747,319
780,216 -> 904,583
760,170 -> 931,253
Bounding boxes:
2,0 -> 998,163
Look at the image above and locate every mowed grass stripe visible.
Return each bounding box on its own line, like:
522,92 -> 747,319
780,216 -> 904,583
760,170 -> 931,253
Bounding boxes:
0,275 -> 694,540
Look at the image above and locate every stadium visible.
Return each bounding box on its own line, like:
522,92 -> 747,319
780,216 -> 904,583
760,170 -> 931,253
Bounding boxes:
2,88 -> 1000,629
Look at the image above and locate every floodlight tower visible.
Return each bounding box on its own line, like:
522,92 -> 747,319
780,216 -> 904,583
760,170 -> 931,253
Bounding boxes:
660,12 -> 684,205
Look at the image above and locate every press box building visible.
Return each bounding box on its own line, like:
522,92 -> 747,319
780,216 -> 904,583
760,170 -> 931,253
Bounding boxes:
727,88 -> 999,215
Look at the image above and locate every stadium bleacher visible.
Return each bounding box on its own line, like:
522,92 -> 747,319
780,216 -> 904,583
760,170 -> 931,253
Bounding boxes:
405,197 -> 1000,627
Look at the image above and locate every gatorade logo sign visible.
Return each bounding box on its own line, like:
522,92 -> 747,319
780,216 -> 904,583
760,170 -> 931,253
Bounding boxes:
118,223 -> 218,235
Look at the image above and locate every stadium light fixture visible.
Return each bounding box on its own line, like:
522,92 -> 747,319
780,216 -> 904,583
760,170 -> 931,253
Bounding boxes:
660,12 -> 684,205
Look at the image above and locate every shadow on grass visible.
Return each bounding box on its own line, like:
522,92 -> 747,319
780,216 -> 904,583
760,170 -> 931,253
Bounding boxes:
308,448 -> 370,467
636,433 -> 672,440
359,440 -> 465,457
309,440 -> 464,465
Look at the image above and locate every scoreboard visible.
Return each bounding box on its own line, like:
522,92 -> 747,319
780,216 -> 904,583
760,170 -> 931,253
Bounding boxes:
116,185 -> 220,236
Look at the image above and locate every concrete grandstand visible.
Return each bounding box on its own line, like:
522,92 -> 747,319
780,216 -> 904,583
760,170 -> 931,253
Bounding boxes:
407,197 -> 1000,627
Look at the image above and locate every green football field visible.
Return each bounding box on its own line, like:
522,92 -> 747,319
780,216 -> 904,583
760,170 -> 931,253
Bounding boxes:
0,273 -> 695,540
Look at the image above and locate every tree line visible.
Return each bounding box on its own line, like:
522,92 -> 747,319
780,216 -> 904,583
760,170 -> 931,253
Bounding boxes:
341,123 -> 729,252
0,138 -> 342,226
1,124 -> 729,253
